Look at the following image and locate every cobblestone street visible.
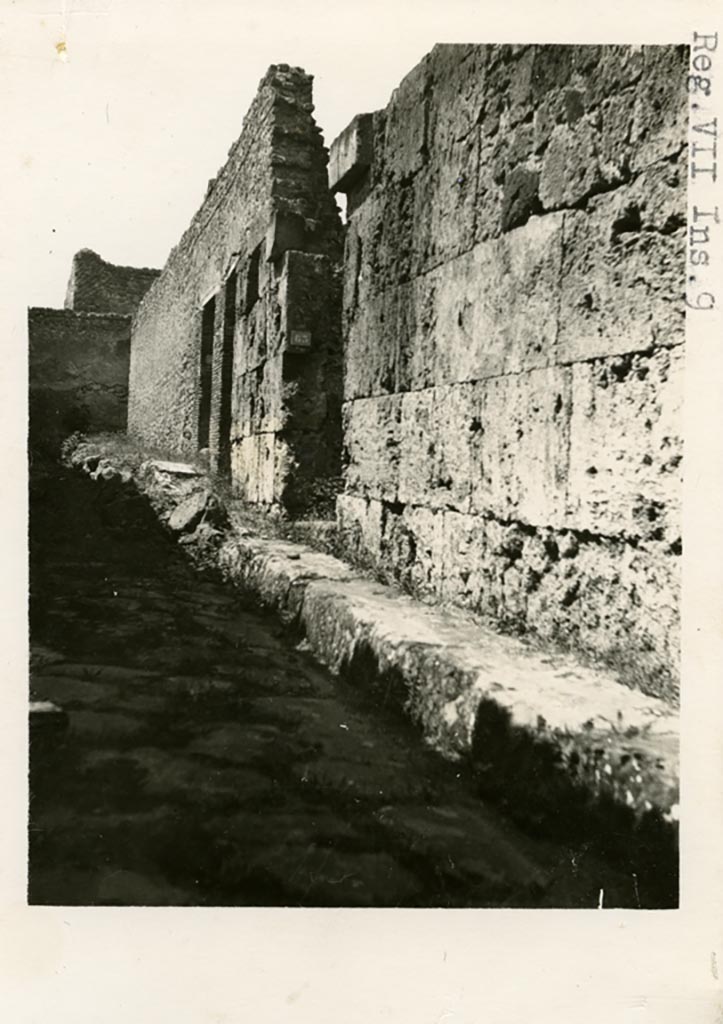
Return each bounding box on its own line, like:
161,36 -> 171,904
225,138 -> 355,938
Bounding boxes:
29,463 -> 637,907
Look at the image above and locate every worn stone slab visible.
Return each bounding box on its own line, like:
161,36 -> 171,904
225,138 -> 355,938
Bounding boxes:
147,460 -> 203,477
473,366 -> 572,528
167,489 -> 211,533
362,367 -> 572,530
344,282 -> 415,400
345,214 -> 564,399
217,531 -> 363,624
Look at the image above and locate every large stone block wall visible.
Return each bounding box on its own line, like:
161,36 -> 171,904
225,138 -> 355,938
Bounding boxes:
65,249 -> 160,316
128,64 -> 343,512
332,44 -> 687,700
28,307 -> 131,453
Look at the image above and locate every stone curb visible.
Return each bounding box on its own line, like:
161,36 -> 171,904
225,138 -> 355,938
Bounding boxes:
216,533 -> 679,823
70,446 -> 679,828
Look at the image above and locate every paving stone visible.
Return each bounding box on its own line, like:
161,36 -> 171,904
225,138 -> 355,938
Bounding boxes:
68,709 -> 148,741
186,724 -> 284,766
30,673 -> 118,707
258,845 -> 424,906
302,758 -> 433,803
375,803 -> 548,889
94,868 -> 196,906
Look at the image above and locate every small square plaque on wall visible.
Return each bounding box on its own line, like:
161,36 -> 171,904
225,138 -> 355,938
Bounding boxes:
288,329 -> 312,352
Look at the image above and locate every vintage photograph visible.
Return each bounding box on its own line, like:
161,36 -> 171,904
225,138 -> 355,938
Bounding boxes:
27,39 -> 686,908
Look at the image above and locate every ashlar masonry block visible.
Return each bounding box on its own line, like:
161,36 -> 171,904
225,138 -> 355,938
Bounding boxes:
630,46 -> 689,172
474,366 -> 573,528
235,355 -> 285,437
398,384 -> 477,513
336,492 -> 384,562
328,113 -> 375,193
425,44 -> 487,154
566,346 -> 683,542
539,119 -> 608,211
438,510 -> 490,608
343,395 -> 402,503
265,209 -> 307,262
410,132 -> 481,275
344,283 -> 416,400
393,504 -> 446,597
382,59 -> 430,181
557,163 -> 686,364
406,214 -> 564,390
276,250 -> 335,348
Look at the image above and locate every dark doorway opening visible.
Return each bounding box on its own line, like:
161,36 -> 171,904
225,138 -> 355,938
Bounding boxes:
218,271 -> 237,476
198,295 -> 215,449
245,243 -> 261,312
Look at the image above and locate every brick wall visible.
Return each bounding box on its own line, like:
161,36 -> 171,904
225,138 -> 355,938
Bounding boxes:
128,64 -> 343,512
28,307 -> 131,453
65,249 -> 160,316
331,44 -> 687,700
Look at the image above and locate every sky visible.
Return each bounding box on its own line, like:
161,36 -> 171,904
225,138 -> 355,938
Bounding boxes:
2,0 -> 504,310
1,0 -> 694,312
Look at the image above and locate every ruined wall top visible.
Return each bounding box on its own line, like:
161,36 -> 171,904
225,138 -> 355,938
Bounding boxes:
330,42 -> 687,226
135,63 -> 342,322
128,62 -> 343,477
64,249 -> 161,317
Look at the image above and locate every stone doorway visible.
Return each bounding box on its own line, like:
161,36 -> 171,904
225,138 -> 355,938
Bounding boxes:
197,295 -> 215,450
217,271 -> 237,477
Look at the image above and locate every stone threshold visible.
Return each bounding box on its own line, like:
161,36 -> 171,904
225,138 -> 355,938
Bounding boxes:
67,442 -> 680,843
